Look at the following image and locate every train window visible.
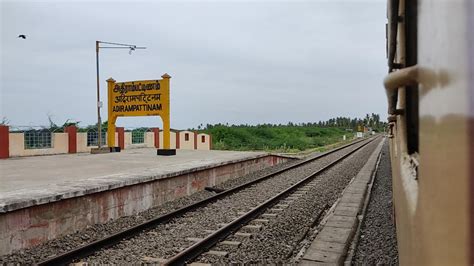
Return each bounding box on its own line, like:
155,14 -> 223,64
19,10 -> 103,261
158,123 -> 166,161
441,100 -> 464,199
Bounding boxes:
185,133 -> 189,141
202,136 -> 206,143
405,0 -> 418,154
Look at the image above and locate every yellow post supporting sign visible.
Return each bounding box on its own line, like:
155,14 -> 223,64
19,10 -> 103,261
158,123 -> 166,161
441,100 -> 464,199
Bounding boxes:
107,73 -> 174,154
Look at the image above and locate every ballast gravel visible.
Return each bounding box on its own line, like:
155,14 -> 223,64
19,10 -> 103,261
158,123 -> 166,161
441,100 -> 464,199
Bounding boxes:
352,141 -> 399,265
195,138 -> 382,264
0,139 -> 370,264
84,139 -> 373,263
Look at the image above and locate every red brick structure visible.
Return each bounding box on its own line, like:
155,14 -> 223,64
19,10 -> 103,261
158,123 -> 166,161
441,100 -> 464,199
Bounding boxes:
152,128 -> 160,148
64,125 -> 77,154
0,125 -> 9,159
176,131 -> 180,149
194,132 -> 198,150
116,127 -> 125,150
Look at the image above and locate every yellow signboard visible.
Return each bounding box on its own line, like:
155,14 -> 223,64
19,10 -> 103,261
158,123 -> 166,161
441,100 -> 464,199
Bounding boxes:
106,73 -> 172,151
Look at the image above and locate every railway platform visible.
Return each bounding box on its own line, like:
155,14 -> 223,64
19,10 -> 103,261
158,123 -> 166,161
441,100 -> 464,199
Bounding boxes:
0,149 -> 292,255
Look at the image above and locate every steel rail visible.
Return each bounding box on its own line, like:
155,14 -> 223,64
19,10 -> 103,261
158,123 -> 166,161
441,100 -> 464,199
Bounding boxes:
164,136 -> 379,265
38,137 -> 373,265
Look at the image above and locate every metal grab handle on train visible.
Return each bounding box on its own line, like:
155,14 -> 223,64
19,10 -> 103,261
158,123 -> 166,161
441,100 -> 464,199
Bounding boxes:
383,65 -> 419,115
388,122 -> 396,138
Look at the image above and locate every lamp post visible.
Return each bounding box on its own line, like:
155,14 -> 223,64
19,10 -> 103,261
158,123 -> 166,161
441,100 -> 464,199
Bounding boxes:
95,41 -> 146,148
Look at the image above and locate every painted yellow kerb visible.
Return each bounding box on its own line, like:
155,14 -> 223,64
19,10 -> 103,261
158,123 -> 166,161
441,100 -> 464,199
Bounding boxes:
107,73 -> 172,149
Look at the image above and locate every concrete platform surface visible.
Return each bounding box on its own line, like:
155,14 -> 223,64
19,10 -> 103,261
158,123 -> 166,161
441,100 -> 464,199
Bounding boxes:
0,149 -> 268,213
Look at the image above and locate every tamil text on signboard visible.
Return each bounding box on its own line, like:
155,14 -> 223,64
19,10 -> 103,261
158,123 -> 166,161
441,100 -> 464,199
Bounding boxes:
106,73 -> 172,151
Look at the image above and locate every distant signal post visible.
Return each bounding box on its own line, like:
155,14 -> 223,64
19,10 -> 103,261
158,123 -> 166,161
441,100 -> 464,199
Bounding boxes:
107,73 -> 175,155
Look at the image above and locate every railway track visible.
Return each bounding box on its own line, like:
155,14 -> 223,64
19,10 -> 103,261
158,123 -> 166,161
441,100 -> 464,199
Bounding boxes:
38,137 -> 378,265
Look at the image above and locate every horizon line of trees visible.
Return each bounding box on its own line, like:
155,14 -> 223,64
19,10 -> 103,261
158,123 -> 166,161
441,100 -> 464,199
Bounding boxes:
194,113 -> 386,132
2,113 -> 386,133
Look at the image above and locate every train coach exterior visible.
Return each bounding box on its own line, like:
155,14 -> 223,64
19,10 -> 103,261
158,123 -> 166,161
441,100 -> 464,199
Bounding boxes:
385,0 -> 474,264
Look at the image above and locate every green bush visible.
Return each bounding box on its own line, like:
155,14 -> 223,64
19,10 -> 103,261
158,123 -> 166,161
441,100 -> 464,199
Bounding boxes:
200,124 -> 350,152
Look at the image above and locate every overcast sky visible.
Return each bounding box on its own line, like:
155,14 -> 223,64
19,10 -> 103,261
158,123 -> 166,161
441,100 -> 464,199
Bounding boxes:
1,0 -> 387,129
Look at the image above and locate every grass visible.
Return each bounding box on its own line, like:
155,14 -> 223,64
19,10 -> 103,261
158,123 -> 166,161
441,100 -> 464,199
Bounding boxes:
199,124 -> 354,152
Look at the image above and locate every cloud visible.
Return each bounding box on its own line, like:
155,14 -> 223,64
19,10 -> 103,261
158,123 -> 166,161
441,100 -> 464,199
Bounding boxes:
1,0 -> 387,128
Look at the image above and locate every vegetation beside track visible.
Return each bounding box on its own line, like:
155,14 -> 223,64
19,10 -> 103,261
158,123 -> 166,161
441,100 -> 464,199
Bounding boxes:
193,114 -> 384,153
202,125 -> 349,152
196,114 -> 385,152
11,114 -> 385,152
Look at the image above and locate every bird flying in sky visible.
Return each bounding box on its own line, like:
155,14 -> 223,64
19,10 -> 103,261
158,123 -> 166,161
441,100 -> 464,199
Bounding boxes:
18,35 -> 26,39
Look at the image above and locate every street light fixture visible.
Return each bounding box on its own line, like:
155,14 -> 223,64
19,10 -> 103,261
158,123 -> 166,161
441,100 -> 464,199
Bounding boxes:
95,41 -> 146,149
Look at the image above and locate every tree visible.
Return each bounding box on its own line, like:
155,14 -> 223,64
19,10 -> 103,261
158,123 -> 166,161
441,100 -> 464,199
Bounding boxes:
0,117 -> 9,125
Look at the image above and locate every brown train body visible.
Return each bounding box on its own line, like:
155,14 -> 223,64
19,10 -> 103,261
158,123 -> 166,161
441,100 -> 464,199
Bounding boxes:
385,0 -> 474,264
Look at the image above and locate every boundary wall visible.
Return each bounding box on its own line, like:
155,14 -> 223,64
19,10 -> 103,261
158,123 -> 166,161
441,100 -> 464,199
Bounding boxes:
0,125 -> 211,159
